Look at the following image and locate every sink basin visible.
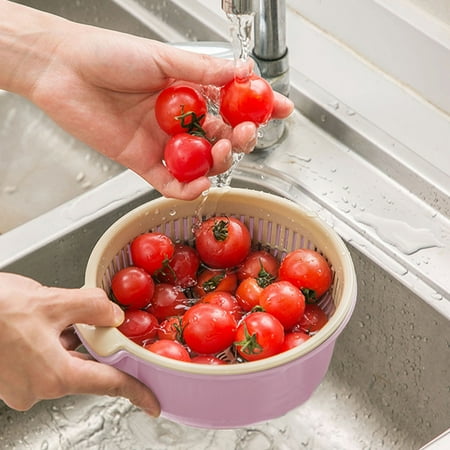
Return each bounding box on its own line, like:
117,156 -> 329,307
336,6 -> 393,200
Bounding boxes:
1,168 -> 448,449
1,0 -> 448,449
0,92 -> 124,233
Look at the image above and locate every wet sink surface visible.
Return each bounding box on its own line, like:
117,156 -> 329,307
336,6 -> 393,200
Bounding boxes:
0,92 -> 123,234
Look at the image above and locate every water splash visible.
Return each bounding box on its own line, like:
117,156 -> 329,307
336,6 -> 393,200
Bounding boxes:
355,212 -> 442,255
208,11 -> 255,190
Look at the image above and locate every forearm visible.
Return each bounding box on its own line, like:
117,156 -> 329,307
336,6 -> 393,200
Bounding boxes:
0,0 -> 68,96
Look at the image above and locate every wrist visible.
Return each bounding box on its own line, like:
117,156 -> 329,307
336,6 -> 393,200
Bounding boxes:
0,1 -> 68,97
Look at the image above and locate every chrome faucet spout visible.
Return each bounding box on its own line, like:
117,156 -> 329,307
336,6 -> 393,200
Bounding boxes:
221,0 -> 253,15
222,0 -> 290,149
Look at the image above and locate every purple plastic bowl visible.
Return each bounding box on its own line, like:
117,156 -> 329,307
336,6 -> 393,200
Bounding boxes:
76,188 -> 357,428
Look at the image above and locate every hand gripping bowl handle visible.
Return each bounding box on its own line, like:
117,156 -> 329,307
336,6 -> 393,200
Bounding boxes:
76,188 -> 357,428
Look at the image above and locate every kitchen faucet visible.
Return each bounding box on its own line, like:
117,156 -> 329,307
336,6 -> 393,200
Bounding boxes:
221,0 -> 290,148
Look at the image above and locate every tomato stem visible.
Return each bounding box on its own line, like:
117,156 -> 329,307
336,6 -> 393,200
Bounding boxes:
175,107 -> 207,137
302,288 -> 318,303
234,323 -> 263,356
212,219 -> 229,241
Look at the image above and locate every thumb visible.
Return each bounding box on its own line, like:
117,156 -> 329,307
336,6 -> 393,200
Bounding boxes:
45,286 -> 124,328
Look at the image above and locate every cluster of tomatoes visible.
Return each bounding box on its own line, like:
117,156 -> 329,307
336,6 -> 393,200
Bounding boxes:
155,74 -> 274,183
110,216 -> 332,364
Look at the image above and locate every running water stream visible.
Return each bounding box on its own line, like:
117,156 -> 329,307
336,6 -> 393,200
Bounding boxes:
209,11 -> 255,189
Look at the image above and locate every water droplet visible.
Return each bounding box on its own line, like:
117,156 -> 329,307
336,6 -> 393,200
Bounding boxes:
3,185 -> 17,194
355,212 -> 442,254
169,209 -> 177,216
75,172 -> 85,182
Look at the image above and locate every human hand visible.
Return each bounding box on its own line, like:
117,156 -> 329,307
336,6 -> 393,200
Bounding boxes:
2,2 -> 294,200
0,273 -> 160,416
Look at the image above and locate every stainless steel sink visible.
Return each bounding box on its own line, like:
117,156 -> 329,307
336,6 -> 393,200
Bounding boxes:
1,1 -> 448,449
0,92 -> 124,234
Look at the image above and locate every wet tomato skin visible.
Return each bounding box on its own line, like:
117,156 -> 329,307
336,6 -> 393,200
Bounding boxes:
195,216 -> 251,269
182,303 -> 237,355
144,339 -> 191,362
281,331 -> 311,352
234,312 -> 284,361
155,85 -> 207,136
130,232 -> 175,276
117,309 -> 159,345
259,280 -> 306,329
164,133 -> 213,183
147,283 -> 189,321
279,249 -> 332,299
220,74 -> 274,127
155,244 -> 201,288
294,303 -> 328,334
111,266 -> 155,310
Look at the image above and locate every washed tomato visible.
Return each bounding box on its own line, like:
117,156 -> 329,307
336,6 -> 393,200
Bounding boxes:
193,268 -> 238,297
130,232 -> 174,275
147,283 -> 189,321
111,266 -> 154,309
236,250 -> 279,285
182,303 -> 237,354
200,291 -> 242,321
157,316 -> 183,341
164,133 -> 213,183
235,277 -> 263,312
220,74 -> 274,127
295,303 -> 328,333
279,249 -> 332,301
191,355 -> 227,365
281,331 -> 310,352
117,309 -> 158,345
195,216 -> 251,269
155,85 -> 207,136
259,280 -> 306,329
234,311 -> 284,361
155,244 -> 201,288
144,339 -> 190,362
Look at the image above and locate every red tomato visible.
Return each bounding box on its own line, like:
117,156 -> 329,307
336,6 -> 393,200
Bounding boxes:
259,280 -> 306,329
236,250 -> 279,285
200,291 -> 242,321
182,303 -> 237,354
195,216 -> 251,269
147,283 -> 189,321
294,303 -> 328,334
130,232 -> 175,275
111,266 -> 155,309
144,339 -> 191,362
281,331 -> 311,352
235,277 -> 263,312
193,268 -> 238,297
191,355 -> 227,365
220,74 -> 274,127
279,249 -> 332,300
117,309 -> 158,345
164,133 -> 213,183
155,244 -> 201,288
234,311 -> 284,361
157,316 -> 183,341
155,85 -> 207,136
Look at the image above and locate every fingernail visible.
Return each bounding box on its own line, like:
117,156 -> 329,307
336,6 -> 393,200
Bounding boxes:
112,304 -> 125,326
144,406 -> 161,418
